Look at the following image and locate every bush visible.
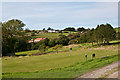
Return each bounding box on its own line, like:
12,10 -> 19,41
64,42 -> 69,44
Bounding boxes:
27,53 -> 32,56
52,44 -> 63,53
68,39 -> 78,44
38,44 -> 47,53
48,39 -> 56,47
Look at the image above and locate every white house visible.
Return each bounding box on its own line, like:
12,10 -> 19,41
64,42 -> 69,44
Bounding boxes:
48,30 -> 56,33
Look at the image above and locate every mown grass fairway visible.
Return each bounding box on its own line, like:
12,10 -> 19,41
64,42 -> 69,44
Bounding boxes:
2,41 -> 119,78
3,54 -> 119,78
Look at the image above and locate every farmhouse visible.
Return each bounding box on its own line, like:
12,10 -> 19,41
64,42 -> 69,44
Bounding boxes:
48,30 -> 56,33
28,38 -> 46,43
48,30 -> 59,33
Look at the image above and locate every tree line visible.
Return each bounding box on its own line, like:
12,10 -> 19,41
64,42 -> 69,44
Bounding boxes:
40,26 -> 86,32
2,19 -> 118,56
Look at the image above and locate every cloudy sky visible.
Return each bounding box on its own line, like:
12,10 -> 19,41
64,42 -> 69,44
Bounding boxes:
2,2 -> 118,30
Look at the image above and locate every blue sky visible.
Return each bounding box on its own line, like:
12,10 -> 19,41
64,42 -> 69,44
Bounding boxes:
2,2 -> 118,30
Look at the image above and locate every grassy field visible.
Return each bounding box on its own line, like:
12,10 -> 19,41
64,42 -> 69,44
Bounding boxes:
2,40 -> 119,78
33,33 -> 69,39
15,40 -> 119,56
2,54 -> 119,78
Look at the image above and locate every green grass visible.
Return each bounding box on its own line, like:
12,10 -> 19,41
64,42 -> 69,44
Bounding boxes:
3,54 -> 119,78
33,33 -> 69,39
15,50 -> 39,56
3,44 -> 118,73
2,40 -> 119,78
15,46 -> 69,56
15,40 -> 119,56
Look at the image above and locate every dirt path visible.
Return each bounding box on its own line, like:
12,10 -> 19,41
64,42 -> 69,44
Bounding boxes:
75,61 -> 120,80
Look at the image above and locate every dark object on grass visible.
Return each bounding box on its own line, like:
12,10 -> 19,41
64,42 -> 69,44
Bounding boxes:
70,47 -> 72,51
85,54 -> 87,61
92,53 -> 95,58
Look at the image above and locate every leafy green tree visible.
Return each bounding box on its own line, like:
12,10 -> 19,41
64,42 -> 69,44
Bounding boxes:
93,25 -> 99,45
43,28 -> 45,31
31,32 -> 35,36
48,39 -> 56,47
52,44 -> 63,53
77,27 -> 85,32
2,19 -> 25,56
95,24 -> 105,43
104,24 -> 116,44
68,33 -> 80,40
58,35 -> 69,45
33,38 -> 49,49
25,28 -> 30,33
47,27 -> 53,30
86,29 -> 95,46
38,44 -> 47,53
64,27 -> 75,31
95,24 -> 116,44
0,22 -> 2,57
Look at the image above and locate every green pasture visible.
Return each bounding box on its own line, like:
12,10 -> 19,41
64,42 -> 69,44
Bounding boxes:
15,40 -> 119,56
33,33 -> 69,39
3,54 -> 119,78
2,40 -> 119,78
3,44 -> 118,73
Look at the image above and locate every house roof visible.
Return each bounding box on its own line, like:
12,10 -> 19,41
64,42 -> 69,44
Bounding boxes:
28,40 -> 33,43
28,38 -> 46,43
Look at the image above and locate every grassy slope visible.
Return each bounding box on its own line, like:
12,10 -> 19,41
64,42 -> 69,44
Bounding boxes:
3,54 -> 119,78
3,44 -> 118,73
2,41 -> 119,78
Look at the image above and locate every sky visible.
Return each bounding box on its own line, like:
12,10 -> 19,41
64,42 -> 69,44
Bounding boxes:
2,2 -> 118,30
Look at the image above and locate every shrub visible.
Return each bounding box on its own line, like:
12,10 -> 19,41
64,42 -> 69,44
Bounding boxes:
52,44 -> 63,53
27,53 -> 32,56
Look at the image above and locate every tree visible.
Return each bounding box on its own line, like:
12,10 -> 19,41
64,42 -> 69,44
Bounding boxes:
64,27 -> 75,31
33,38 -> 49,50
38,44 -> 48,53
48,39 -> 56,47
0,22 -> 2,57
2,19 -> 25,56
68,33 -> 80,40
95,24 -> 116,44
25,28 -> 30,33
52,44 -> 63,53
43,28 -> 45,31
58,35 -> 69,45
104,24 -> 116,44
77,27 -> 85,32
47,27 -> 53,30
31,32 -> 35,36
